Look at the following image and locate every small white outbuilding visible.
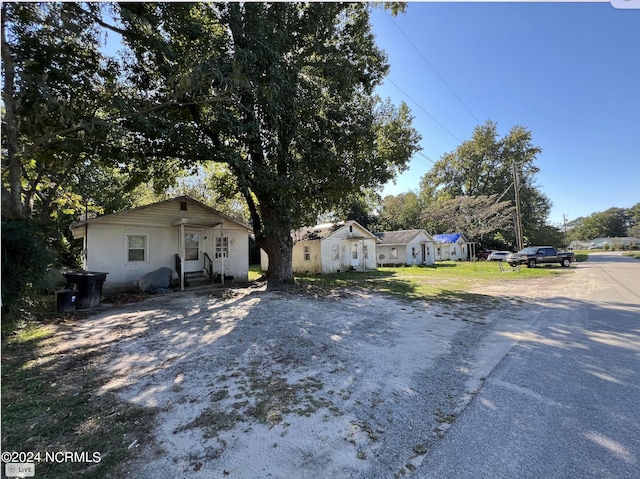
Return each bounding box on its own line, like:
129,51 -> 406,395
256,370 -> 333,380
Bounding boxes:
374,229 -> 435,266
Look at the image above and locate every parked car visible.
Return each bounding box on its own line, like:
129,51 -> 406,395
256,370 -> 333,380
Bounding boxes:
476,250 -> 493,261
507,246 -> 575,268
487,251 -> 511,261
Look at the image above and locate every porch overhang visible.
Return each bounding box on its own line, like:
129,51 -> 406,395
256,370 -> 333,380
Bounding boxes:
171,219 -> 223,228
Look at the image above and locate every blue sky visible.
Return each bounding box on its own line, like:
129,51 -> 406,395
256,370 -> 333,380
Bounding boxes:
370,2 -> 640,226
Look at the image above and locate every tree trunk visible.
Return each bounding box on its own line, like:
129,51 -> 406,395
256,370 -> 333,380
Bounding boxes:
255,204 -> 295,289
1,9 -> 24,218
260,230 -> 294,289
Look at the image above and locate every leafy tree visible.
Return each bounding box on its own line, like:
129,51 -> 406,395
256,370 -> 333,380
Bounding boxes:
628,203 -> 640,238
166,164 -> 251,224
422,195 -> 515,242
569,208 -> 629,240
375,192 -> 423,232
420,120 -> 550,245
1,2 -> 127,221
105,2 -> 420,287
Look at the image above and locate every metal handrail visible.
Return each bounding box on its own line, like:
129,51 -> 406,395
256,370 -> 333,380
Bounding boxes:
203,252 -> 213,280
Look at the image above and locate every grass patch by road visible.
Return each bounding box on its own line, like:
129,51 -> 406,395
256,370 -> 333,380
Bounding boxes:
294,261 -> 573,302
1,321 -> 156,479
623,251 -> 640,259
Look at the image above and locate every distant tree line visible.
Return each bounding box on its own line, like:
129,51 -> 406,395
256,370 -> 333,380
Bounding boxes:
565,205 -> 640,243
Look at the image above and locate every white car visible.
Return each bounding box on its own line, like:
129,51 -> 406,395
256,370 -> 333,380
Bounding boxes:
487,251 -> 511,261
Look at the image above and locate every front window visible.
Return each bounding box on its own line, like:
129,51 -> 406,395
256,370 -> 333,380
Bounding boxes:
351,243 -> 358,260
390,247 -> 398,259
126,234 -> 147,262
304,245 -> 311,261
215,236 -> 229,258
332,245 -> 339,261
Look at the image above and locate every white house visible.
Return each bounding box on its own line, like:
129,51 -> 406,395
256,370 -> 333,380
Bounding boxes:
70,196 -> 253,292
432,233 -> 471,261
260,220 -> 378,274
374,229 -> 435,266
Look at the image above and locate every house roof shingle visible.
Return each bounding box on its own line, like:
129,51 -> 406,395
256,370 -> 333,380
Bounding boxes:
374,229 -> 430,245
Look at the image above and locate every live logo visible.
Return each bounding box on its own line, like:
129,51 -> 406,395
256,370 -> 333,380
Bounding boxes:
5,463 -> 35,478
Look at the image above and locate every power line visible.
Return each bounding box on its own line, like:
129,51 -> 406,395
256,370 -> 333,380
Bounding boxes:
385,11 -> 481,124
386,77 -> 462,143
417,151 -> 436,164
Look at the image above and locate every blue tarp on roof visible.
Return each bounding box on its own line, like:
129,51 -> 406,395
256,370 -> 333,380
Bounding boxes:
433,233 -> 463,244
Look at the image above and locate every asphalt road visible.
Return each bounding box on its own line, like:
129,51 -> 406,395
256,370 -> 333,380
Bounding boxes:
415,253 -> 640,479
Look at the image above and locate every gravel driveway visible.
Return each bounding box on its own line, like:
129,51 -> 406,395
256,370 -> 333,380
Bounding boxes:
48,274 -> 571,478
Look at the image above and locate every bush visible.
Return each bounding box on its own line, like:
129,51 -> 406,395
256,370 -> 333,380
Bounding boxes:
1,219 -> 58,322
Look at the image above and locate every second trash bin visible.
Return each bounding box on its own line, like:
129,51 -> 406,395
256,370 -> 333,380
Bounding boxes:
62,271 -> 108,309
56,289 -> 77,313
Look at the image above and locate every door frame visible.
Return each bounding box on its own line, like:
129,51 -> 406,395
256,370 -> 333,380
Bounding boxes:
183,227 -> 203,273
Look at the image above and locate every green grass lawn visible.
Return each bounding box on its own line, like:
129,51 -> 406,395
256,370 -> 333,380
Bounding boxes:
293,260 -> 574,302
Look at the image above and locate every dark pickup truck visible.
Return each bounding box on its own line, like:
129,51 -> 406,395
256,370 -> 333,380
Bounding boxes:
507,246 -> 575,268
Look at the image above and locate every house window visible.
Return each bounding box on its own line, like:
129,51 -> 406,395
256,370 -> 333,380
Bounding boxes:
411,247 -> 416,258
126,234 -> 148,263
390,247 -> 398,259
180,201 -> 188,211
215,236 -> 229,258
351,243 -> 358,260
303,245 -> 311,261
185,233 -> 199,260
363,245 -> 368,259
332,245 -> 339,261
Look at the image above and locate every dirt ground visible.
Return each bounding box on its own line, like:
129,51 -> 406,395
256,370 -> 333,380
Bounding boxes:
41,274 -> 573,478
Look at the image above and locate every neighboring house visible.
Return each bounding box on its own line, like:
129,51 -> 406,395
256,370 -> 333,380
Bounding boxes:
588,237 -> 640,249
374,229 -> 435,266
70,196 -> 253,292
432,233 -> 471,261
260,220 -> 378,274
568,240 -> 590,251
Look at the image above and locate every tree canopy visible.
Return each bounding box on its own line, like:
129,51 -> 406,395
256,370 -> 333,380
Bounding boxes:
567,205 -> 639,242
2,2 -> 421,289
419,120 -> 552,247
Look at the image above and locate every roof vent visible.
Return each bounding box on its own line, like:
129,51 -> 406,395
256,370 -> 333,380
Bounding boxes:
180,201 -> 188,211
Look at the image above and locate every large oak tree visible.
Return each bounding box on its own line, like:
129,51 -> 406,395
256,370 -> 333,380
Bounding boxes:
108,2 -> 421,287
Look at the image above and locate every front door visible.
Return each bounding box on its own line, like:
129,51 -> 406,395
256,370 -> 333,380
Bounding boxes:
350,241 -> 361,268
183,229 -> 202,273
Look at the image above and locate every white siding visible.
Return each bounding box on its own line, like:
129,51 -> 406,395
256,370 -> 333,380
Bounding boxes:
73,198 -> 250,291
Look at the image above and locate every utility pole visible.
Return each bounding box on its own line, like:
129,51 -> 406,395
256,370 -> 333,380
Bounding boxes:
513,163 -> 523,251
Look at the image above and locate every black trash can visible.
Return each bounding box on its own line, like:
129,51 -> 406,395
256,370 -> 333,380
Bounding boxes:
62,271 -> 108,309
56,289 -> 77,313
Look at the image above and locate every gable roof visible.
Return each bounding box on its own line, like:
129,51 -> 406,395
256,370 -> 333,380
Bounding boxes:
70,196 -> 253,232
433,233 -> 467,244
292,220 -> 377,242
374,229 -> 433,245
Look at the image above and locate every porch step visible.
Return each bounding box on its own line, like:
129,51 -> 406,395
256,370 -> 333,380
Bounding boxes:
184,271 -> 211,287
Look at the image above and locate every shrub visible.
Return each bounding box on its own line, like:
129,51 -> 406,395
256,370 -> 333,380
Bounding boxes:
1,219 -> 58,323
